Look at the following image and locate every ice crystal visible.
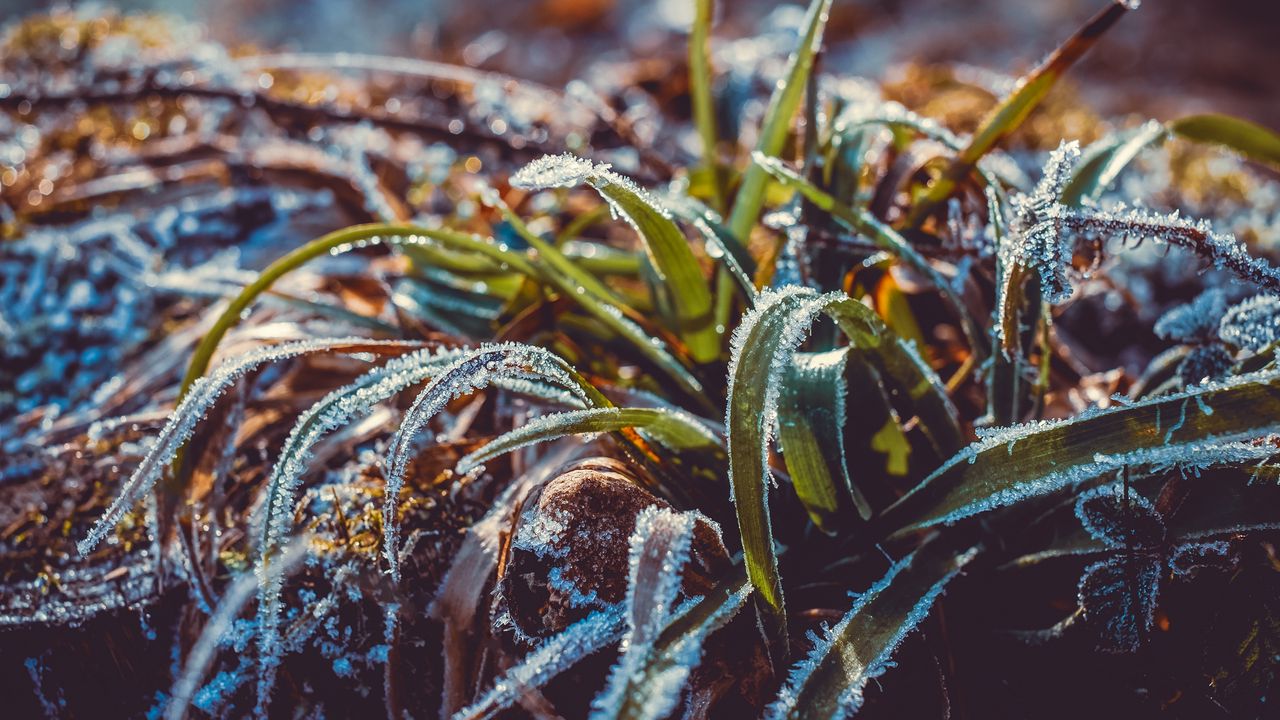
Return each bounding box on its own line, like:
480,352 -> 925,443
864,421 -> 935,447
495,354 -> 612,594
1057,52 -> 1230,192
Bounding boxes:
1179,344 -> 1234,385
1154,288 -> 1228,342
1074,484 -> 1165,550
1219,294 -> 1280,352
1078,555 -> 1161,653
383,343 -> 594,582
510,152 -> 603,190
1008,140 -> 1081,303
454,606 -> 626,720
591,507 -> 699,719
78,337 -> 405,556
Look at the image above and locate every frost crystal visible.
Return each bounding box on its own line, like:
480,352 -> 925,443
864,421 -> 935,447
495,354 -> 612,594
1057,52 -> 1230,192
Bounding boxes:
591,507 -> 700,719
1009,140 -> 1081,303
1219,293 -> 1280,351
383,343 -> 594,582
455,606 -> 626,720
1154,288 -> 1227,342
510,153 -> 604,190
79,337 -> 409,556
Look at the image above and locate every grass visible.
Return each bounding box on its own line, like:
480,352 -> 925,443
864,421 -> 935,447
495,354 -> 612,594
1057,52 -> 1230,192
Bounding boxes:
4,2 -> 1280,718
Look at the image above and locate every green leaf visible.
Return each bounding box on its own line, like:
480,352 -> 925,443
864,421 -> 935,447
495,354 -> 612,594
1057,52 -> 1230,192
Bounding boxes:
769,538 -> 981,720
778,348 -> 869,531
727,287 -> 962,656
753,153 -> 986,360
905,0 -> 1132,226
726,0 -> 833,242
1170,113 -> 1280,169
455,406 -> 720,473
887,368 -> 1280,536
512,156 -> 721,364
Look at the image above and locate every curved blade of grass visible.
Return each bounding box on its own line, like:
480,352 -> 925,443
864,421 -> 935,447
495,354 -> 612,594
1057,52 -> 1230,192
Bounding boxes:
456,406 -> 721,474
690,0 -> 723,212
726,0 -> 834,242
754,153 -> 986,360
383,343 -> 610,582
614,572 -> 752,720
1170,113 -> 1280,169
77,337 -> 424,555
767,539 -> 981,720
778,348 -> 868,532
480,187 -> 710,399
664,192 -> 757,300
1060,119 -> 1167,206
905,0 -> 1133,227
886,368 -> 1280,537
178,223 -> 537,401
727,287 -> 962,657
512,155 -> 720,363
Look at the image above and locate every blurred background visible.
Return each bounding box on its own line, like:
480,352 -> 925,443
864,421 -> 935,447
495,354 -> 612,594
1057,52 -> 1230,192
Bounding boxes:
2,0 -> 1278,128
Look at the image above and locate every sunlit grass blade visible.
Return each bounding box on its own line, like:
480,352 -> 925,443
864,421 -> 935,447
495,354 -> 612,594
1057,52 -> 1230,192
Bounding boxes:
768,539 -> 981,720
512,155 -> 720,363
725,0 -> 833,242
690,0 -> 722,212
778,349 -> 868,531
887,368 -> 1280,536
905,0 -> 1133,227
727,287 -> 962,658
455,406 -> 720,474
1060,119 -> 1167,206
1169,113 -> 1280,169
754,153 -> 986,359
607,570 -> 754,720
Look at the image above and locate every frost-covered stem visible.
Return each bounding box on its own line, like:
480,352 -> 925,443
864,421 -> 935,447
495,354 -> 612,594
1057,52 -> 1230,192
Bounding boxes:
1047,206 -> 1280,294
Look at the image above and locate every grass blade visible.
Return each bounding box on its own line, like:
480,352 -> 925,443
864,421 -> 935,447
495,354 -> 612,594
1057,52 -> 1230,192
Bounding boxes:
778,348 -> 868,531
887,368 -> 1280,536
455,406 -> 720,474
725,0 -> 834,242
727,287 -> 962,658
905,0 -> 1133,227
1169,113 -> 1280,169
690,0 -> 723,212
513,155 -> 720,363
768,539 -> 980,720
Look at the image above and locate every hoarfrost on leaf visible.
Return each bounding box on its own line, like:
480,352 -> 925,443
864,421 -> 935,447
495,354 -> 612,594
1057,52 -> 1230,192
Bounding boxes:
1219,294 -> 1280,352
1154,288 -> 1228,342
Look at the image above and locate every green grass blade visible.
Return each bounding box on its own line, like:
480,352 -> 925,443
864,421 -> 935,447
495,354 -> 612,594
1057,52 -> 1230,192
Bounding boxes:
690,0 -> 723,212
754,153 -> 987,360
485,189 -> 712,401
726,0 -> 833,242
905,0 -> 1133,227
727,287 -> 961,658
178,223 -> 537,401
887,368 -> 1280,536
512,155 -> 721,364
1060,119 -> 1168,206
768,539 -> 980,720
777,348 -> 868,531
1170,113 -> 1280,169
455,406 -> 720,473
